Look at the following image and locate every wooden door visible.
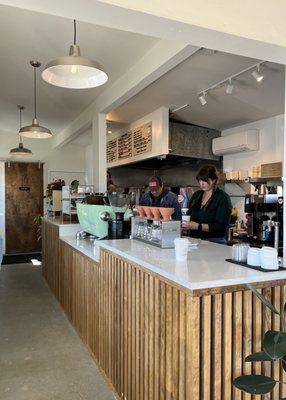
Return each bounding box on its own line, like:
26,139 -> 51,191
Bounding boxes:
5,162 -> 43,254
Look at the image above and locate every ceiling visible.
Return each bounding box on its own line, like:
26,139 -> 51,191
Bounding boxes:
108,50 -> 285,130
0,5 -> 158,135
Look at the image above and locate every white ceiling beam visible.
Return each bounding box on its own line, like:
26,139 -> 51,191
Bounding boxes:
2,0 -> 286,64
53,40 -> 198,148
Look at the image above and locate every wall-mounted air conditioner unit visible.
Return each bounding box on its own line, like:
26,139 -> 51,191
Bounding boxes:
212,129 -> 259,156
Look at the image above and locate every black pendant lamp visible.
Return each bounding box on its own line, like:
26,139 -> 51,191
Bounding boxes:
42,20 -> 108,89
10,105 -> 33,156
19,61 -> 52,139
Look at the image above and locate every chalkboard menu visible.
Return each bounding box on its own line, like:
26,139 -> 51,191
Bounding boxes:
107,121 -> 153,165
118,131 -> 132,160
133,122 -> 152,156
106,138 -> 117,163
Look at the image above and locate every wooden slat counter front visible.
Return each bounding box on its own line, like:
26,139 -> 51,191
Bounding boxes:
42,219 -> 286,400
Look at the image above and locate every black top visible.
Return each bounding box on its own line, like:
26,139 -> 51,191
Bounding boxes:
188,188 -> 232,238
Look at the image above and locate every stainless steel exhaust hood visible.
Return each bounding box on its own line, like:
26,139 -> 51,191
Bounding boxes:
118,120 -> 221,171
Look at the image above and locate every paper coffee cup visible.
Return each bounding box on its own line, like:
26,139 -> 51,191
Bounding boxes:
174,238 -> 189,261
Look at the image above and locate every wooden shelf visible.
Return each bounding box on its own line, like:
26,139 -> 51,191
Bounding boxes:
225,177 -> 282,184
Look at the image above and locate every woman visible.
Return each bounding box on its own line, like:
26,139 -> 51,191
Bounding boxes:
183,165 -> 231,243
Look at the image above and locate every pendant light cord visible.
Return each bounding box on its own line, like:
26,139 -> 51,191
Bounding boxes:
34,66 -> 37,119
19,106 -> 23,144
73,20 -> 77,45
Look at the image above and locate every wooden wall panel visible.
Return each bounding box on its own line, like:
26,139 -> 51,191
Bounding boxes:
42,225 -> 286,400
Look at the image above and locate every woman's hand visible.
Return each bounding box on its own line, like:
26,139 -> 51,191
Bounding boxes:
181,220 -> 199,230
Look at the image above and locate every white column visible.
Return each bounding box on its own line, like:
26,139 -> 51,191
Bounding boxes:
92,113 -> 107,193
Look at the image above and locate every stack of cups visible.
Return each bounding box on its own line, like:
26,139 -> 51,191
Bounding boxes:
232,243 -> 250,262
174,238 -> 189,261
247,248 -> 261,267
260,247 -> 279,270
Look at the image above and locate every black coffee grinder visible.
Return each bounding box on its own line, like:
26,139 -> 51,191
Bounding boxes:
107,193 -> 132,239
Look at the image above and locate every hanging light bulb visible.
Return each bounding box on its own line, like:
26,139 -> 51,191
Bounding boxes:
42,20 -> 108,89
19,61 -> 52,139
226,79 -> 234,94
199,92 -> 207,106
10,106 -> 33,156
252,66 -> 264,82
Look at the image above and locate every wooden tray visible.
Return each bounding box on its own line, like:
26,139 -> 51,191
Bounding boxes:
225,258 -> 286,272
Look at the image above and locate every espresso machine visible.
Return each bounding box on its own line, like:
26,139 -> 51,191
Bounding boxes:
244,194 -> 283,254
76,193 -> 132,240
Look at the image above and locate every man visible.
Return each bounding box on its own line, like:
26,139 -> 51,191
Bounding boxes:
106,170 -> 116,193
140,176 -> 182,220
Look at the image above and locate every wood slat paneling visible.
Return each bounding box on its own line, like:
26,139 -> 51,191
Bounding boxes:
42,222 -> 286,400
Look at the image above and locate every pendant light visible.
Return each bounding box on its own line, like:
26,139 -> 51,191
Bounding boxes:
19,61 -> 52,139
42,20 -> 108,89
10,106 -> 33,156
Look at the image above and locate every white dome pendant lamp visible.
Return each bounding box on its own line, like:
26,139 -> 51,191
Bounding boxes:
42,20 -> 108,89
19,61 -> 52,139
10,106 -> 33,156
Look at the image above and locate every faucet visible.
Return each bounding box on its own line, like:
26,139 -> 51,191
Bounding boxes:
76,230 -> 86,240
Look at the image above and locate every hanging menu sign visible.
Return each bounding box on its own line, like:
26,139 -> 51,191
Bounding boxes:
106,138 -> 118,163
118,131 -> 132,160
132,122 -> 152,156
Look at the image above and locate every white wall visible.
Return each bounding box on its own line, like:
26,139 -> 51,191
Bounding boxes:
222,114 -> 284,172
43,143 -> 86,189
222,114 -> 284,220
85,144 -> 93,185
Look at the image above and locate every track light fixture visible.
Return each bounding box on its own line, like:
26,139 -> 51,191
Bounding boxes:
198,61 -> 266,106
251,66 -> 264,82
226,79 -> 234,94
199,92 -> 207,106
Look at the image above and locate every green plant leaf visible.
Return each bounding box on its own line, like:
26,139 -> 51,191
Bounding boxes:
263,331 -> 286,360
245,351 -> 273,362
233,375 -> 276,394
246,283 -> 280,315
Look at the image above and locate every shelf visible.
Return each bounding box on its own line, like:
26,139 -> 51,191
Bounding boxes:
225,177 -> 282,184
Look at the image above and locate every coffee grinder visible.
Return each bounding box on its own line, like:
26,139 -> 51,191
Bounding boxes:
107,192 -> 132,239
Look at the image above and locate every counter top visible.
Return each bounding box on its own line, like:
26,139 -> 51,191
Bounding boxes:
43,217 -> 80,237
60,236 -> 286,291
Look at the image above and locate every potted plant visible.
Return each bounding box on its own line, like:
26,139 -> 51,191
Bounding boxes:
45,179 -> 65,216
233,283 -> 286,396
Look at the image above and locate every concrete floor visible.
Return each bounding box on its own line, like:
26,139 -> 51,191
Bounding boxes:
0,263 -> 116,400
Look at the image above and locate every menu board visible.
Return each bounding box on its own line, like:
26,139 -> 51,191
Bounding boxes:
132,122 -> 152,156
106,138 -> 117,163
107,121 -> 153,165
118,131 -> 132,160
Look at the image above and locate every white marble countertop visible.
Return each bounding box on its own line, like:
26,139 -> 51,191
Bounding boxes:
59,235 -> 286,291
44,217 -> 80,237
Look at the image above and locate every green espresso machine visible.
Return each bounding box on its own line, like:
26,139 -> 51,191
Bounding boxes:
77,193 -> 132,240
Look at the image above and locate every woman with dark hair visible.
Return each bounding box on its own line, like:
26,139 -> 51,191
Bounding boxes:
182,165 -> 231,243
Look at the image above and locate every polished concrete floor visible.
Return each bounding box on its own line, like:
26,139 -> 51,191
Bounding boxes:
0,263 -> 116,400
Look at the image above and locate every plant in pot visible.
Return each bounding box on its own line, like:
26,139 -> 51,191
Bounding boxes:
45,179 -> 65,216
233,283 -> 286,397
